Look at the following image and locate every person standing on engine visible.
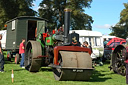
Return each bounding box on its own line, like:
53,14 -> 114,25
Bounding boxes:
0,34 -> 4,73
19,39 -> 25,68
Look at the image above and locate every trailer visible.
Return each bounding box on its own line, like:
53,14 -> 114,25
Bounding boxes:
5,16 -> 47,63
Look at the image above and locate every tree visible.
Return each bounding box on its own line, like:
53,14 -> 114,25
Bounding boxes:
120,3 -> 128,24
110,23 -> 127,38
0,0 -> 36,29
38,0 -> 93,30
110,3 -> 128,38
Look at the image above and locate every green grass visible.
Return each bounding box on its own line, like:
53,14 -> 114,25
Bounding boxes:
0,58 -> 126,85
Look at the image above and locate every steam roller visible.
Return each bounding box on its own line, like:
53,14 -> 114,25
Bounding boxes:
24,8 -> 93,81
110,44 -> 128,76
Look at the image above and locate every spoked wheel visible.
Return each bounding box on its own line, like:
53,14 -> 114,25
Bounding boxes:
25,40 -> 42,72
53,51 -> 93,81
15,53 -> 20,64
117,65 -> 126,76
112,46 -> 126,76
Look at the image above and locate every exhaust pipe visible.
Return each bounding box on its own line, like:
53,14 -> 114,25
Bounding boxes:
64,8 -> 72,44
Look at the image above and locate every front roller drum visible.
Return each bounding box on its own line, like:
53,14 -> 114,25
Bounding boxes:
25,40 -> 42,72
53,51 -> 93,81
53,68 -> 93,81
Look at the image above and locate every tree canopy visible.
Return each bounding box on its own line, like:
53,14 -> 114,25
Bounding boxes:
0,0 -> 93,31
0,0 -> 36,29
38,0 -> 93,30
110,3 -> 128,38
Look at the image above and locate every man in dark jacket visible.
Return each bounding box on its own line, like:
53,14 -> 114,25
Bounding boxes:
0,34 -> 4,73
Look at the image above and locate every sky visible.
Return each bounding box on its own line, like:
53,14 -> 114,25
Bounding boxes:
33,0 -> 128,35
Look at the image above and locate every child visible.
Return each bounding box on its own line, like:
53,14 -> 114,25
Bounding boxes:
19,39 -> 25,68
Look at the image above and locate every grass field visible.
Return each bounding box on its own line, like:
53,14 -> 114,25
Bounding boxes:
0,57 -> 126,85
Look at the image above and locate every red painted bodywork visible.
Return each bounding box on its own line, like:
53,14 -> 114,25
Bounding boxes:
105,37 -> 126,51
53,46 -> 91,65
43,33 -> 50,40
104,47 -> 115,51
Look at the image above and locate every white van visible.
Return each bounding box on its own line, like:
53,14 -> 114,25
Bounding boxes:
70,30 -> 104,59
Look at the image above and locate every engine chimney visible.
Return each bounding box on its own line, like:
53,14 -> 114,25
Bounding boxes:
64,8 -> 72,44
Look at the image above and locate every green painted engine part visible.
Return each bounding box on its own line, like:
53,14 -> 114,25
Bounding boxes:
46,37 -> 54,45
37,39 -> 45,55
36,33 -> 45,55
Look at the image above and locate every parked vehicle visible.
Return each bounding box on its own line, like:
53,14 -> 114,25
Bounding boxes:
102,35 -> 116,41
103,37 -> 126,60
5,16 -> 47,63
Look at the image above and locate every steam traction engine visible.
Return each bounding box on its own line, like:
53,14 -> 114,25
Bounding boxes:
110,44 -> 128,76
25,8 -> 93,81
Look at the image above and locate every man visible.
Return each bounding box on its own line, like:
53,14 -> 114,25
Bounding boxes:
0,34 -> 4,72
19,39 -> 25,68
103,38 -> 108,48
81,41 -> 92,52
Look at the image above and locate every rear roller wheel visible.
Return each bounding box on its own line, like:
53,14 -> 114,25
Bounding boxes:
53,51 -> 93,81
25,40 -> 42,72
112,46 -> 126,76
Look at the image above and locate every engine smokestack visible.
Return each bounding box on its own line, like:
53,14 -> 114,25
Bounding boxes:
64,8 -> 72,44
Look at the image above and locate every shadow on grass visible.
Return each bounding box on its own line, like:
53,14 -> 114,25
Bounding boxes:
39,67 -> 52,72
5,61 -> 15,64
7,69 -> 26,72
103,60 -> 110,64
89,70 -> 112,82
4,56 -> 16,64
